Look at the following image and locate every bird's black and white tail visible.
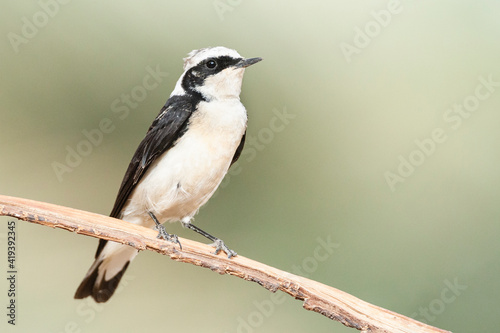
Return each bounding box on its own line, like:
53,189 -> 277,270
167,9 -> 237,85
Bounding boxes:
74,239 -> 138,303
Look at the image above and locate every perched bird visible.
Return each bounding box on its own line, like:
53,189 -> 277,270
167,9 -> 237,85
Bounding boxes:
74,47 -> 261,303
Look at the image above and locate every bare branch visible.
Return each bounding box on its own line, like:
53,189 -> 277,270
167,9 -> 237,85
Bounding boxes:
0,194 -> 450,333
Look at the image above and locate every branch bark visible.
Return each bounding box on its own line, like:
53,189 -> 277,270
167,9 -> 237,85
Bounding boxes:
0,194 -> 450,333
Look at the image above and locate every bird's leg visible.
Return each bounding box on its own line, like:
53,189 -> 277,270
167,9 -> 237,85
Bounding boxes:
149,212 -> 182,250
181,219 -> 237,258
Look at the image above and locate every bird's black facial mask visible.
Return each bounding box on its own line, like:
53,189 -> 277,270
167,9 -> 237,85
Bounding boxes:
182,56 -> 242,94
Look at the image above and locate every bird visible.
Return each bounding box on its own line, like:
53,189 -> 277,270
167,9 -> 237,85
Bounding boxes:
74,46 -> 262,303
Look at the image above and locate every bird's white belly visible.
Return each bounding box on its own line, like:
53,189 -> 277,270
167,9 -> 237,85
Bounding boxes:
122,99 -> 247,226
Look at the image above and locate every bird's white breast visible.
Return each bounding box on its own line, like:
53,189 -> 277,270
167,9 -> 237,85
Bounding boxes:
122,98 -> 247,226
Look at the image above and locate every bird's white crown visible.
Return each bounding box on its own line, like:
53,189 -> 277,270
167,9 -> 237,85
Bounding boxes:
183,47 -> 242,71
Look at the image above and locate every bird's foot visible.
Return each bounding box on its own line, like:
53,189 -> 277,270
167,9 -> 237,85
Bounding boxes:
155,224 -> 182,250
209,239 -> 237,258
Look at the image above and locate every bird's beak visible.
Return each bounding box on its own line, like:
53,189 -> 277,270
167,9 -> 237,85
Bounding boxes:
235,57 -> 263,68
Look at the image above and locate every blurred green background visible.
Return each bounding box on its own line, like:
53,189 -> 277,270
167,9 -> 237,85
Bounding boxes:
1,1 -> 499,332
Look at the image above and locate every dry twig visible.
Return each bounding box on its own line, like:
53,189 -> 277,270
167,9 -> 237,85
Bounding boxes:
0,194 -> 450,333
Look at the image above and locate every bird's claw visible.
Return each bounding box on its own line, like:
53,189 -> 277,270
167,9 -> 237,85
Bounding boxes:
210,239 -> 237,258
155,224 -> 182,250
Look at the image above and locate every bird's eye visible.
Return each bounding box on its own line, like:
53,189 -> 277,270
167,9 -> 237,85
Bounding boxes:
206,60 -> 217,69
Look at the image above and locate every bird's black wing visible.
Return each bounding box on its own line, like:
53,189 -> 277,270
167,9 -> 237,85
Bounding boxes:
231,131 -> 246,166
110,96 -> 196,218
95,96 -> 195,258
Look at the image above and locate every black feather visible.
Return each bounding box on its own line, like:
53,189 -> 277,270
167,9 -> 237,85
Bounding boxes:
231,132 -> 246,166
74,261 -> 130,303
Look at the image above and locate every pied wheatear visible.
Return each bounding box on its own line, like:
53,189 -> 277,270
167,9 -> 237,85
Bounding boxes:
74,47 -> 261,302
